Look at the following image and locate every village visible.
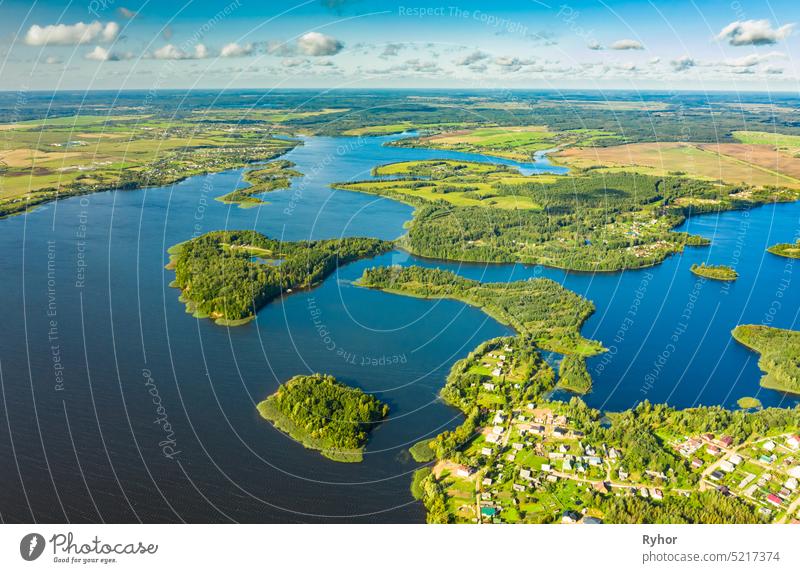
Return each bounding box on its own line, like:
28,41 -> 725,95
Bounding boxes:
426,337 -> 800,524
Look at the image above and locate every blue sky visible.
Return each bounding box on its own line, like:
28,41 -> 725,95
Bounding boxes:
1,0 -> 799,90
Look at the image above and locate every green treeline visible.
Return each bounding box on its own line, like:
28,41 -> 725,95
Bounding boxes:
169,230 -> 390,324
257,373 -> 389,463
596,490 -> 765,524
732,325 -> 800,394
358,265 -> 603,355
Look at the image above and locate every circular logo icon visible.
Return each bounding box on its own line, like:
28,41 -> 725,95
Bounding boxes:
20,533 -> 46,561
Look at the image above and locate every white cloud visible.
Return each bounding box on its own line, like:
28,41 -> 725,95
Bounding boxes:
282,57 -> 308,67
44,56 -> 62,65
724,51 -> 784,67
84,45 -> 134,61
670,55 -> 695,71
25,21 -> 119,46
380,43 -> 405,57
220,42 -> 255,57
649,57 -> 661,64
587,41 -> 603,50
717,19 -> 794,46
610,39 -> 644,50
152,44 -> 210,60
297,32 -> 343,56
455,50 -> 490,66
118,7 -> 137,19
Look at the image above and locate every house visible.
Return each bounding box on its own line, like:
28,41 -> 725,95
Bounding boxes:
759,454 -> 774,464
492,426 -> 504,435
485,433 -> 499,444
482,477 -> 493,487
718,435 -> 734,448
785,477 -> 798,491
691,458 -> 704,469
553,427 -> 567,437
720,460 -> 735,473
640,488 -> 650,498
729,454 -> 743,466
480,506 -> 498,518
716,485 -> 730,496
763,440 -> 776,452
587,456 -> 603,467
789,466 -> 800,479
530,425 -> 545,435
493,412 -> 505,424
787,435 -> 800,450
512,442 -> 524,451
541,464 -> 551,472
513,483 -> 526,493
484,382 -> 496,391
710,470 -> 724,481
608,448 -> 619,460
706,444 -> 721,456
561,510 -> 580,523
519,469 -> 532,480
456,465 -> 474,478
703,433 -> 715,442
618,468 -> 629,480
594,481 -> 609,494
651,489 -> 664,501
766,494 -> 783,507
481,447 -> 493,456
563,460 -> 573,472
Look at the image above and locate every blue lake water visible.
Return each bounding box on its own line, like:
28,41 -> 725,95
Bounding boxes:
0,133 -> 797,523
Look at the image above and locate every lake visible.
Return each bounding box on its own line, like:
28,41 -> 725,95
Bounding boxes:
0,133 -> 797,523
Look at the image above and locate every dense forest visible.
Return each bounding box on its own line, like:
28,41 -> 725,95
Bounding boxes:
732,325 -> 800,394
169,230 -> 390,324
257,374 -> 389,463
338,167 -> 770,271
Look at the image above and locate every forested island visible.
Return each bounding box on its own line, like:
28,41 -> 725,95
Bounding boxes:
767,240 -> 800,259
257,374 -> 389,462
167,230 -> 390,325
690,263 -> 739,281
216,160 -> 302,208
332,161 -> 793,272
732,325 -> 800,394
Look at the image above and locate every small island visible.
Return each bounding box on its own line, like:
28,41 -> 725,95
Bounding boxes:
767,240 -> 800,259
167,230 -> 390,325
732,325 -> 800,394
737,396 -> 762,409
690,263 -> 738,281
217,160 -> 302,208
257,374 -> 389,462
